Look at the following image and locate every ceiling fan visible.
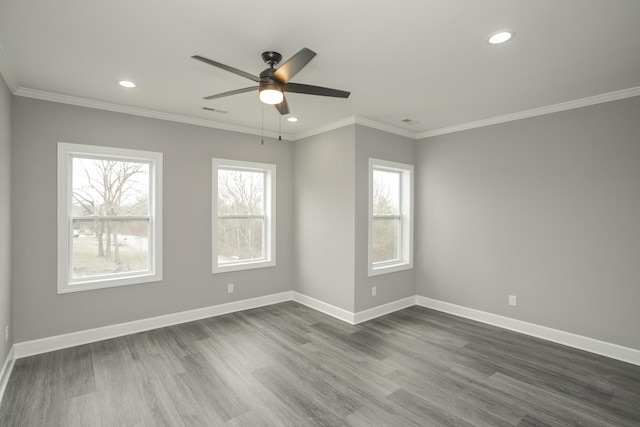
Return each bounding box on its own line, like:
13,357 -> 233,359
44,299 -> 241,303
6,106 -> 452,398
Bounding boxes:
192,48 -> 350,115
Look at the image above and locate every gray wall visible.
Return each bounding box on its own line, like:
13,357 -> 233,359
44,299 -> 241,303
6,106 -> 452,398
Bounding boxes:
293,124 -> 417,314
293,125 -> 356,311
0,79 -> 11,363
354,125 -> 416,312
416,96 -> 640,350
11,97 -> 294,342
10,91 -> 639,350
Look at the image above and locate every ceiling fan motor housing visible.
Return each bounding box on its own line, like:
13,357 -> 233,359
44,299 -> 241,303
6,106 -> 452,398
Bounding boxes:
259,67 -> 281,89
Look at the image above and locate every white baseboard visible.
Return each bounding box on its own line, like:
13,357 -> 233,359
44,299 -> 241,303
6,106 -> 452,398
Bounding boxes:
416,296 -> 640,367
0,345 -> 15,405
11,291 -> 639,367
292,291 -> 355,324
354,296 -> 416,324
14,291 -> 292,358
13,291 -> 409,359
291,292 -> 416,325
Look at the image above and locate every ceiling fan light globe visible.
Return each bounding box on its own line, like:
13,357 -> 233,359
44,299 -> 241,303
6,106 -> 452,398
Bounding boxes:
259,87 -> 284,105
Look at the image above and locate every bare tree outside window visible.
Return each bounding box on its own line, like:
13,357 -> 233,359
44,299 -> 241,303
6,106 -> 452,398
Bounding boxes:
372,169 -> 401,263
71,158 -> 150,278
217,169 -> 265,264
368,158 -> 412,277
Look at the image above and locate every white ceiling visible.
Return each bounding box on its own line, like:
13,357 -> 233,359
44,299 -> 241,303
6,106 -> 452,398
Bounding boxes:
1,0 -> 639,139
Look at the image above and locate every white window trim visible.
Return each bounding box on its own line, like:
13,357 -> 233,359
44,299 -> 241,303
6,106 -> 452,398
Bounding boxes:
368,158 -> 413,277
57,143 -> 163,294
212,158 -> 276,274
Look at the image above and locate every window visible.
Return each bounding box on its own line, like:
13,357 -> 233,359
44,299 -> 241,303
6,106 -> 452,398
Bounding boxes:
212,158 -> 275,273
369,158 -> 413,276
57,143 -> 162,293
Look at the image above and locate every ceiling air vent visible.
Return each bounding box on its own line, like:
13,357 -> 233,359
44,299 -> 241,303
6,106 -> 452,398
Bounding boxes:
203,107 -> 228,114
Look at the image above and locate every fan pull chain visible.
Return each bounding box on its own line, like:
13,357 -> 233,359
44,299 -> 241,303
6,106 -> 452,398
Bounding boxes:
279,115 -> 282,141
261,104 -> 264,145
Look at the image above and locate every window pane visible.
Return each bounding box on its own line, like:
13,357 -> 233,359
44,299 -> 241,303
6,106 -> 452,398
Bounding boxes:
71,219 -> 149,278
372,218 -> 399,263
218,169 -> 264,215
373,169 -> 400,215
72,157 -> 150,216
217,217 -> 264,263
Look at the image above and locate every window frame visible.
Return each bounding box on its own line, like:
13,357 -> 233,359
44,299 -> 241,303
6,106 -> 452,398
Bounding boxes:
212,158 -> 276,274
368,158 -> 413,277
57,143 -> 163,294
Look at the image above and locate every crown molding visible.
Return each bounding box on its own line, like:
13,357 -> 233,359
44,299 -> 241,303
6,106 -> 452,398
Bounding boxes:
291,116 -> 358,140
13,87 -> 294,141
13,86 -> 412,142
11,84 -> 640,143
10,86 -> 412,143
291,116 -> 416,141
417,86 -> 640,139
294,86 -> 640,142
0,42 -> 18,92
353,117 -> 417,139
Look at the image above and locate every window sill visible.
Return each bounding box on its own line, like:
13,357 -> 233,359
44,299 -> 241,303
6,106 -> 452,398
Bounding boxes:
368,262 -> 413,277
58,272 -> 162,294
212,259 -> 275,274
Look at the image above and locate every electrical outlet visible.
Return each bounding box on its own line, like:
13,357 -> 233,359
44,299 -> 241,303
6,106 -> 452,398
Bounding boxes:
227,283 -> 234,293
4,325 -> 8,342
372,287 -> 377,297
509,295 -> 517,306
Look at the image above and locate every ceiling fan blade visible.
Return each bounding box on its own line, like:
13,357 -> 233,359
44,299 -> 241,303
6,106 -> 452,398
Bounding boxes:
192,55 -> 260,82
274,96 -> 290,115
203,86 -> 258,100
272,48 -> 316,84
283,82 -> 350,98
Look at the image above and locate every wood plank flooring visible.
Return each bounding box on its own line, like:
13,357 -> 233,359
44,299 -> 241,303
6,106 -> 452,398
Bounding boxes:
1,302 -> 639,426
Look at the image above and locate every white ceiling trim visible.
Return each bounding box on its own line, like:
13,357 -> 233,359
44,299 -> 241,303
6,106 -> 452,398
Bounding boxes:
13,87 -> 295,141
417,86 -> 640,139
290,116 -> 416,141
353,117 -> 417,140
12,85 -> 640,144
0,42 -> 18,92
291,116 -> 357,141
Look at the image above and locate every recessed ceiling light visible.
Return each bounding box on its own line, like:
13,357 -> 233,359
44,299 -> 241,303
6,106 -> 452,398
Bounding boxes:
287,117 -> 298,122
488,31 -> 514,45
118,80 -> 136,88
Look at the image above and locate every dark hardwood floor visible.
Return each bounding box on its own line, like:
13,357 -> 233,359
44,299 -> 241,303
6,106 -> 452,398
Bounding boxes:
1,301 -> 639,426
